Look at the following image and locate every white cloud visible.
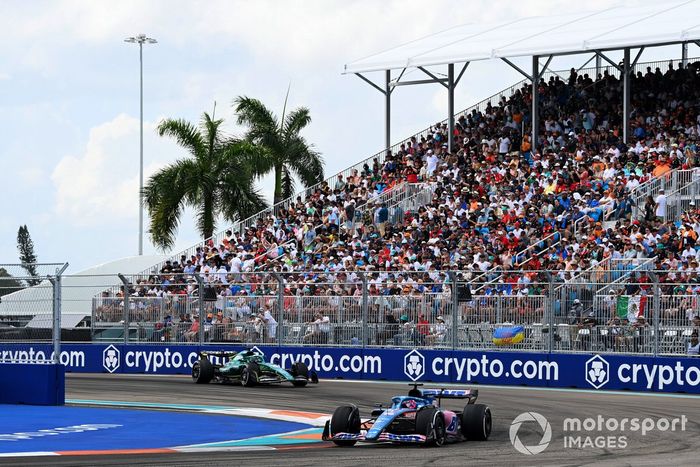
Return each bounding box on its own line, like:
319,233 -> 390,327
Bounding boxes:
50,114 -> 177,226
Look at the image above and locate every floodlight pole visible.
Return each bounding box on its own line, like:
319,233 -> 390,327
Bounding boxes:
125,34 -> 157,256
531,55 -> 540,154
447,64 -> 455,153
623,48 -> 631,144
385,70 -> 391,153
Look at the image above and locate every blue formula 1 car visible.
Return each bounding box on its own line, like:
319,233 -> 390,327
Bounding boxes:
322,383 -> 491,447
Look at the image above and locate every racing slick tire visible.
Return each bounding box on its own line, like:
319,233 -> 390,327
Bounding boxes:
461,404 -> 492,441
241,361 -> 260,387
416,408 -> 446,447
330,405 -> 360,447
192,358 -> 214,384
291,362 -> 310,387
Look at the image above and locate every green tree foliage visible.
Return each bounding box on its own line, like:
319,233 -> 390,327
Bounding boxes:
234,95 -> 324,204
144,112 -> 267,250
17,225 -> 40,286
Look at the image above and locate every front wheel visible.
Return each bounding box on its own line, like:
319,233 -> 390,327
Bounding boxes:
416,408 -> 446,447
241,362 -> 259,387
330,405 -> 360,447
461,404 -> 492,441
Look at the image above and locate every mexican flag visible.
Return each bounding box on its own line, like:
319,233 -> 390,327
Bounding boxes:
616,295 -> 647,321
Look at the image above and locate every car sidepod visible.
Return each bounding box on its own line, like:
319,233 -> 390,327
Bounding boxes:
364,408 -> 427,444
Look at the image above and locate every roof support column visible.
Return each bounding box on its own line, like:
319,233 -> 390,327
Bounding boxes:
623,48 -> 631,144
447,63 -> 455,153
385,69 -> 391,154
531,55 -> 539,155
682,42 -> 689,67
595,53 -> 601,79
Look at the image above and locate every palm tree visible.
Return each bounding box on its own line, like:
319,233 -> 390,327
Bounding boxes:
143,112 -> 267,250
234,95 -> 324,205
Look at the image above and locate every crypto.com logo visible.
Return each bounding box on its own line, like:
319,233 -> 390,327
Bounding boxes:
102,345 -> 120,373
510,412 -> 552,455
585,355 -> 610,389
404,349 -> 425,381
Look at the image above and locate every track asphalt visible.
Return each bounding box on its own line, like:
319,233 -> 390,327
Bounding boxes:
1,374 -> 699,466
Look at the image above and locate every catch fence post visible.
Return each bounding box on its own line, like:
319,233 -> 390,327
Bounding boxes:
545,272 -> 554,353
118,274 -> 130,345
194,273 -> 205,346
649,272 -> 660,356
273,273 -> 284,345
52,263 -> 68,362
360,273 -> 368,348
448,271 -> 458,350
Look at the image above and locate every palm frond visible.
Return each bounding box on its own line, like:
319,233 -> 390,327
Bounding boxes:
286,136 -> 325,187
157,119 -> 205,157
281,165 -> 296,200
233,96 -> 278,132
283,107 -> 312,138
142,159 -> 200,250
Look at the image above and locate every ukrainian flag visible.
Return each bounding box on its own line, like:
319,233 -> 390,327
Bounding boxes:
492,326 -> 525,345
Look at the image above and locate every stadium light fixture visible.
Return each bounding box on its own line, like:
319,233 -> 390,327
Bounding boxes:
124,34 -> 157,256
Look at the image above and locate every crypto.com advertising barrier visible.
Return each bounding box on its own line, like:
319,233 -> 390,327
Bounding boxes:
1,343 -> 700,394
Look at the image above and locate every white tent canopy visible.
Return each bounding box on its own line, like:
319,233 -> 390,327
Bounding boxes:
344,1 -> 700,73
0,255 -> 168,318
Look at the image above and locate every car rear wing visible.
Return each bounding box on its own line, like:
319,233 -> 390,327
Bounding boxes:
199,350 -> 238,359
409,382 -> 478,405
421,389 -> 478,400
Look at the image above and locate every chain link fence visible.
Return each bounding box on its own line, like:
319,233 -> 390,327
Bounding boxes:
3,268 -> 700,357
0,263 -> 68,362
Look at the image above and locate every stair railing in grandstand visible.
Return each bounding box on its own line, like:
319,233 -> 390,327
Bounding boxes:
660,171 -> 700,223
595,256 -> 657,298
252,182 -> 437,272
630,168 -> 697,220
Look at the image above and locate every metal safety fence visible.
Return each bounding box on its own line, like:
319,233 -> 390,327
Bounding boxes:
0,263 -> 69,362
3,270 -> 699,358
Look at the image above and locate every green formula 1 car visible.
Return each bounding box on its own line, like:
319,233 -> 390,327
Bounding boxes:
191,350 -> 319,387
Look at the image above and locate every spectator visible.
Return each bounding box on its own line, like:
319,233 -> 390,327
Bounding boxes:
426,315 -> 447,345
688,331 -> 700,356
262,305 -> 278,342
184,315 -> 200,342
655,189 -> 667,219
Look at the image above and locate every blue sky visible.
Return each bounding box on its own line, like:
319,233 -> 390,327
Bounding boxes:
0,0 -> 687,272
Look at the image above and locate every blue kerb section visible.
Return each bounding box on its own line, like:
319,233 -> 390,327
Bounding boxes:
0,406 -> 309,453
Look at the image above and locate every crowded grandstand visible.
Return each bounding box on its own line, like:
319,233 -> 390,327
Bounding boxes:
91,59 -> 700,356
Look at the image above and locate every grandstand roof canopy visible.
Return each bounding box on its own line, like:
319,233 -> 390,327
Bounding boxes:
344,1 -> 700,74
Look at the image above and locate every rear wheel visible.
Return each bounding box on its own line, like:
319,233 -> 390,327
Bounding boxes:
416,408 -> 445,447
192,358 -> 214,384
291,362 -> 309,378
330,405 -> 360,447
241,362 -> 259,387
461,404 -> 492,441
